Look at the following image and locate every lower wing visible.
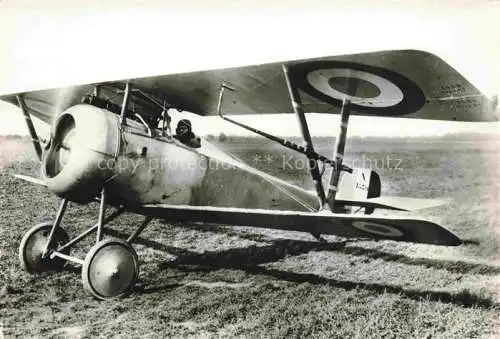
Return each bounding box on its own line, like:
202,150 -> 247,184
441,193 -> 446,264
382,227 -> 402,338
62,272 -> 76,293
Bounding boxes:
132,204 -> 461,246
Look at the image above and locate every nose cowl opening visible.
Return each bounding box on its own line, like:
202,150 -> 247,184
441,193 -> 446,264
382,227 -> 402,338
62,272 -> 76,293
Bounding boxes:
45,114 -> 76,178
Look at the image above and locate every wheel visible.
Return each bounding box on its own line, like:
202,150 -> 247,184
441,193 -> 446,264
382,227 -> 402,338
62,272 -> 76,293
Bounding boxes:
19,222 -> 70,273
82,238 -> 139,300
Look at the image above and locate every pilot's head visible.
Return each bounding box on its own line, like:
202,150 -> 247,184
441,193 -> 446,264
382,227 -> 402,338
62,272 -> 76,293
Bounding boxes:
176,119 -> 192,136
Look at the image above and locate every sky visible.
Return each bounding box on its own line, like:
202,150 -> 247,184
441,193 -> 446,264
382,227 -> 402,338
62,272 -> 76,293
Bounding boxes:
0,0 -> 499,137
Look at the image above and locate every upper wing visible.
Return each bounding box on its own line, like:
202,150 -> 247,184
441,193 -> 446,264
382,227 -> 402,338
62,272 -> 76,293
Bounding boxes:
1,49 -> 497,123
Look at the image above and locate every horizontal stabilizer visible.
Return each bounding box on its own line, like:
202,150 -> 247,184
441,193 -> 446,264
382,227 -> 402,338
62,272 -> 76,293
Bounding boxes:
134,204 -> 461,246
13,174 -> 47,187
337,196 -> 449,211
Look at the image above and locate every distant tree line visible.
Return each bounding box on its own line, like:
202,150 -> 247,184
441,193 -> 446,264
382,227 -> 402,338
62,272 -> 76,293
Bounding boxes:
0,134 -> 25,141
205,133 -> 229,142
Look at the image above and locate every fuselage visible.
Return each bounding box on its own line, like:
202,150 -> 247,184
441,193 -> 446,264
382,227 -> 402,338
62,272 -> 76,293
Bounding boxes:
42,104 -> 318,212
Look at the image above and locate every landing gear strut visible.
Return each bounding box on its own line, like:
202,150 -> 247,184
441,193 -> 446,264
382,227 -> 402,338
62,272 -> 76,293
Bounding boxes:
18,189 -> 152,300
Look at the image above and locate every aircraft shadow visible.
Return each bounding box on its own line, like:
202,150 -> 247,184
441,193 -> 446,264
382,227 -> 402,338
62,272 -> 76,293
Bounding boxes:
168,223 -> 500,276
107,228 -> 498,309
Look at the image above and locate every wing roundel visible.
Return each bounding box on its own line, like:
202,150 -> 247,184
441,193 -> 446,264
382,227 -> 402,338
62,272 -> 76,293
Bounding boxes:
290,60 -> 426,116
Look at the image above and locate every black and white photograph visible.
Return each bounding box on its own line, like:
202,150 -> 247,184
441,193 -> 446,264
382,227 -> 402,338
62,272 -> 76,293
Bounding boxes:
0,1 -> 499,337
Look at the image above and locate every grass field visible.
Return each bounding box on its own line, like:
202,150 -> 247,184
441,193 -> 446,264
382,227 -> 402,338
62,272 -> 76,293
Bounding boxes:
1,135 -> 499,338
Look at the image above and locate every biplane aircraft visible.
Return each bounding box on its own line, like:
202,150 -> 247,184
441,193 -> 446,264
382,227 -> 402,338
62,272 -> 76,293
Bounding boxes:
0,49 -> 498,299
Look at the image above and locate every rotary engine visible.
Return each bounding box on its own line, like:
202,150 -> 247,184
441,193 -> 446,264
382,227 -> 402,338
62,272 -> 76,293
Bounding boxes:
42,104 -> 121,203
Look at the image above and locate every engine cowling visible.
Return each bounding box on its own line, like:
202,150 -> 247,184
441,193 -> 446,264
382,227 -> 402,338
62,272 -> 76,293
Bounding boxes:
42,104 -> 120,203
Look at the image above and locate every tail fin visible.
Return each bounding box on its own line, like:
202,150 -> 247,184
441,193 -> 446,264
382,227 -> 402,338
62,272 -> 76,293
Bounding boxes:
338,168 -> 381,199
337,168 -> 381,213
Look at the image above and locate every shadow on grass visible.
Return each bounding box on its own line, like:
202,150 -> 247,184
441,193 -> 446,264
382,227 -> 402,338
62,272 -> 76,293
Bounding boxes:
168,223 -> 500,276
107,229 -> 499,309
135,283 -> 182,294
